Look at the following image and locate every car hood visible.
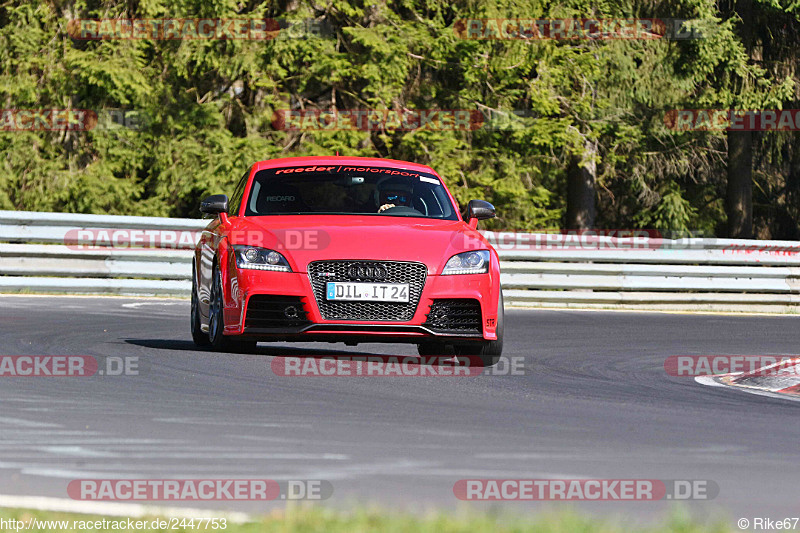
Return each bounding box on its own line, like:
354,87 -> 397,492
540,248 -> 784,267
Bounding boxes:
225,215 -> 490,274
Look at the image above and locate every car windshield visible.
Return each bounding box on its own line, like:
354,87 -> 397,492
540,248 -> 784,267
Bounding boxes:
243,165 -> 459,220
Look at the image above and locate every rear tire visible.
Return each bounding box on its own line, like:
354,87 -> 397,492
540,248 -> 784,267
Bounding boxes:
208,263 -> 257,353
454,292 -> 504,367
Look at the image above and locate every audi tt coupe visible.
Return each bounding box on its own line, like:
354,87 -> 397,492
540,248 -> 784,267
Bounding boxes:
190,156 -> 503,365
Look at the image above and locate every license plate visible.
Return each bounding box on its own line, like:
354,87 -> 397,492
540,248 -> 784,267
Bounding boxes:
326,282 -> 409,302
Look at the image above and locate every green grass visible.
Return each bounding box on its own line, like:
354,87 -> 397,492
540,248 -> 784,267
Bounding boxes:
0,507 -> 735,533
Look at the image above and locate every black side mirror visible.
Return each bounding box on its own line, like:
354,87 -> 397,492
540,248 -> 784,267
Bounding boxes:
466,199 -> 496,221
200,194 -> 228,215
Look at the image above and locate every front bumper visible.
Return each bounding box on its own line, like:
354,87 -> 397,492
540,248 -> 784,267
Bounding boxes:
222,267 -> 498,344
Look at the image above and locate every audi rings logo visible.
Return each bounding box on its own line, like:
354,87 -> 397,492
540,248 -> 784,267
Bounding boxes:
347,264 -> 388,280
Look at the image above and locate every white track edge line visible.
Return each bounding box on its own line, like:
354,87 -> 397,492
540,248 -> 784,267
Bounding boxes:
0,494 -> 253,523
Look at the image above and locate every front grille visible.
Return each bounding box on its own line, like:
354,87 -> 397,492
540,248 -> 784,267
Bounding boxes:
423,299 -> 482,334
308,260 -> 427,321
245,295 -> 310,329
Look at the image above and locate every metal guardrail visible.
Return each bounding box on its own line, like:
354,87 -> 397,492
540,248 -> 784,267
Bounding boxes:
0,210 -> 798,312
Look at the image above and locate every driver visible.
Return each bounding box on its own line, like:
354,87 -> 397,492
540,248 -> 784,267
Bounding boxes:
376,177 -> 414,213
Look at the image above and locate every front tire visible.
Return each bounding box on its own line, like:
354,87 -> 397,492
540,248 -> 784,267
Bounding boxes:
190,264 -> 210,347
208,263 -> 257,353
454,291 -> 504,366
417,342 -> 449,357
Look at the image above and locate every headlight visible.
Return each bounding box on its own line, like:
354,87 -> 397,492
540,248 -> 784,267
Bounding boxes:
232,245 -> 291,272
441,250 -> 490,275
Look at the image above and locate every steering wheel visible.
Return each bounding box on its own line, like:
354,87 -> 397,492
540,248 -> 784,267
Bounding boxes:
379,205 -> 424,216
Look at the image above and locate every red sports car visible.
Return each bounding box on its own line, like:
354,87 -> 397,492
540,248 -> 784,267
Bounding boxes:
190,156 -> 503,365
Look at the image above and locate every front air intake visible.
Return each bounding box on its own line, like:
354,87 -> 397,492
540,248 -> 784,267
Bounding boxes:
245,295 -> 310,330
422,299 -> 482,334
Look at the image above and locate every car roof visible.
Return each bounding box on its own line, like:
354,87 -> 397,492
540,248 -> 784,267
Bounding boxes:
252,156 -> 437,175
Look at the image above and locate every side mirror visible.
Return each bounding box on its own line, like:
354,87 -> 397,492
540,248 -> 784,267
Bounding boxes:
200,194 -> 228,215
466,199 -> 496,221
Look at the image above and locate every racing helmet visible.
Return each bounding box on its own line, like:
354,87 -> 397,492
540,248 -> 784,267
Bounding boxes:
376,176 -> 413,207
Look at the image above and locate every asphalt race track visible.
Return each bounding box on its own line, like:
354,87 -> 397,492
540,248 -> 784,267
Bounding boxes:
1,295 -> 798,523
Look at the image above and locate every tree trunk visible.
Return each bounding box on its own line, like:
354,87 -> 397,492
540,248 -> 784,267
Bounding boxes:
724,0 -> 754,239
566,139 -> 597,229
726,130 -> 753,238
